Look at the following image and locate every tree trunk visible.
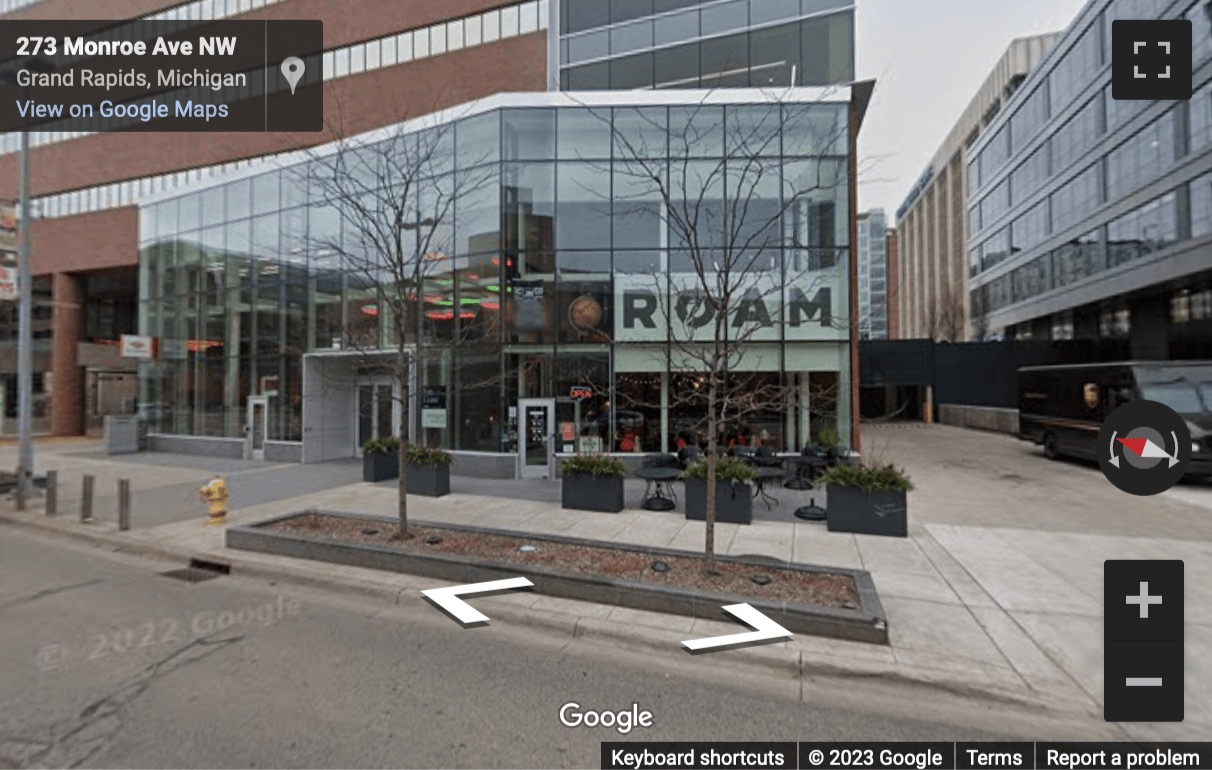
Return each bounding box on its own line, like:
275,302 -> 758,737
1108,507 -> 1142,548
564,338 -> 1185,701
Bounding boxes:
704,383 -> 718,574
397,355 -> 410,540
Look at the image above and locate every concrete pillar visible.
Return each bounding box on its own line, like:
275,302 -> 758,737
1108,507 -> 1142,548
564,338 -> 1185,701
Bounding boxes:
50,272 -> 85,436
1130,295 -> 1170,360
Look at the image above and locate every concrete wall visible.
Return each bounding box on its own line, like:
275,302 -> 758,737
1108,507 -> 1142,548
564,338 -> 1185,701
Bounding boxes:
265,441 -> 303,464
149,434 -> 245,458
451,451 -> 518,480
301,356 -> 357,464
938,405 -> 1019,435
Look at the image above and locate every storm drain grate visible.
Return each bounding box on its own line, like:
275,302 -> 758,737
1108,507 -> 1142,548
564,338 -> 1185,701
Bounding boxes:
160,559 -> 231,583
160,567 -> 221,582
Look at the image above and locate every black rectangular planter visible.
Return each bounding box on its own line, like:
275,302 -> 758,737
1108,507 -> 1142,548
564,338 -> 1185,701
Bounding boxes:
227,511 -> 888,644
684,478 -> 753,524
825,486 -> 907,538
561,473 -> 625,513
408,462 -> 450,497
363,452 -> 399,483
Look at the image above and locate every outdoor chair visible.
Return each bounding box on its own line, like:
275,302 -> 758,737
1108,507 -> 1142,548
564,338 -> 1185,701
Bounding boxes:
676,446 -> 700,469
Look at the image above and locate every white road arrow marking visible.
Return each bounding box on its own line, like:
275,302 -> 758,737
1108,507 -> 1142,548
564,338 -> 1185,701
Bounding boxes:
681,603 -> 793,653
421,577 -> 534,625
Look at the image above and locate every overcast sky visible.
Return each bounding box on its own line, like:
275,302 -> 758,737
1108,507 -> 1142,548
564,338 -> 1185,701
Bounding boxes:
855,0 -> 1090,223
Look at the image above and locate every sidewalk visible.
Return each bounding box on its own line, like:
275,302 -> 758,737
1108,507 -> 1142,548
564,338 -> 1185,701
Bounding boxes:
2,431 -> 1208,741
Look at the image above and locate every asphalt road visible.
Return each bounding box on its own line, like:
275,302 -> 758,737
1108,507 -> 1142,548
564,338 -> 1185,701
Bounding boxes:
0,525 -> 1091,769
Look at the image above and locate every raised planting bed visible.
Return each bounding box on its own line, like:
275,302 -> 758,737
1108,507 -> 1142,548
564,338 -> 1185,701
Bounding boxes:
227,510 -> 887,644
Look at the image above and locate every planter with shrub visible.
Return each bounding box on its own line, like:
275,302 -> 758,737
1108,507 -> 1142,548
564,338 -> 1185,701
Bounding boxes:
682,457 -> 756,525
818,463 -> 912,538
362,438 -> 401,482
407,444 -> 452,497
560,454 -> 626,513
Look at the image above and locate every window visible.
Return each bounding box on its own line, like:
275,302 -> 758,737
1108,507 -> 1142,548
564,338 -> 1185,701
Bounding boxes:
557,109 -> 612,160
610,51 -> 654,89
701,32 -> 749,88
800,12 -> 854,85
1190,81 -> 1212,153
1050,24 -> 1100,116
655,42 -> 700,87
430,23 -> 447,55
1106,110 -> 1177,199
503,109 -> 556,161
750,0 -> 800,25
1191,170 -> 1212,238
610,19 -> 652,54
1188,0 -> 1212,64
655,8 -> 698,45
749,22 -> 800,87
1051,93 -> 1102,171
1107,192 -> 1177,268
1010,84 -> 1049,153
501,5 -> 520,37
564,61 -> 610,89
611,0 -> 653,24
1050,164 -> 1099,234
1010,144 -> 1049,202
568,29 -> 609,61
563,0 -> 610,33
701,0 -> 748,36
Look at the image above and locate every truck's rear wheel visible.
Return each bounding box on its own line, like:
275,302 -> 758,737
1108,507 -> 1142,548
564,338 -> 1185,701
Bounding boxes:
1043,432 -> 1060,460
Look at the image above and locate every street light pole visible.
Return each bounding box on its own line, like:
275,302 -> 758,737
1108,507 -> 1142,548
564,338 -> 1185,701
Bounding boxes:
14,122 -> 32,510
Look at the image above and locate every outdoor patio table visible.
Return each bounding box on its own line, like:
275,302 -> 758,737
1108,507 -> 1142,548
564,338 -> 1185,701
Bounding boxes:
634,466 -> 680,511
752,465 -> 783,509
783,456 -> 823,490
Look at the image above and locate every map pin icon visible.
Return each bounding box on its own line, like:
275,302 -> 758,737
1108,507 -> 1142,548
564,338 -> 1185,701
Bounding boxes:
281,56 -> 305,95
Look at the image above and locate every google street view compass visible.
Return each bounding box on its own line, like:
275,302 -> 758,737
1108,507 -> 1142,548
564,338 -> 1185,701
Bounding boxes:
1099,399 -> 1191,496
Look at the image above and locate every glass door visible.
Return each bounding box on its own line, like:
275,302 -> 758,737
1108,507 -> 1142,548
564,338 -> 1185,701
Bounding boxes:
246,396 -> 268,461
518,398 -> 555,479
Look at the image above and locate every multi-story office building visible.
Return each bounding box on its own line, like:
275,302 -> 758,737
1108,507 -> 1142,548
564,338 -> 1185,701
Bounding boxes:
1,0 -> 868,472
895,33 -> 1059,341
856,208 -> 888,339
553,0 -> 855,91
0,0 -> 550,436
885,226 -> 899,339
967,0 -> 1212,358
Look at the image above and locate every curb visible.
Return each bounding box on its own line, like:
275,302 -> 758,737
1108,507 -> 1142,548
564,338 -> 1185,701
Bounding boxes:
0,510 -> 1073,711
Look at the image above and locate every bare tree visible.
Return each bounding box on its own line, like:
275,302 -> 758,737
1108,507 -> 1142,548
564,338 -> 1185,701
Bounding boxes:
589,95 -> 849,573
307,113 -> 495,540
924,282 -> 966,342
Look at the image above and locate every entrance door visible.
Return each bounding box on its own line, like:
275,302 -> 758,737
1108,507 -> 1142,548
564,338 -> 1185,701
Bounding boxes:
356,379 -> 397,456
518,398 -> 555,479
247,396 -> 268,461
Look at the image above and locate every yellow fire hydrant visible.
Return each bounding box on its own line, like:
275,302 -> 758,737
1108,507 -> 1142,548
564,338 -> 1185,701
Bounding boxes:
199,474 -> 228,526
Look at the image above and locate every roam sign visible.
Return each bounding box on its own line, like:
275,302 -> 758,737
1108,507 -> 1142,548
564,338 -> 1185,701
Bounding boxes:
621,287 -> 833,330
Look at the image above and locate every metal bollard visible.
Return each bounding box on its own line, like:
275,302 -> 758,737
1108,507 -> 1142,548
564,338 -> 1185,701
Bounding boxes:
45,470 -> 57,515
117,479 -> 130,531
81,474 -> 94,523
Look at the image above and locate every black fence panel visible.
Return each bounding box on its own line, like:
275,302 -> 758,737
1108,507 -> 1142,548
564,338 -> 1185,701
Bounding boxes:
861,338 -> 1133,409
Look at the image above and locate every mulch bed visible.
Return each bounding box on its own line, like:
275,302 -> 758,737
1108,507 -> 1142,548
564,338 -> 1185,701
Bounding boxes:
267,511 -> 860,608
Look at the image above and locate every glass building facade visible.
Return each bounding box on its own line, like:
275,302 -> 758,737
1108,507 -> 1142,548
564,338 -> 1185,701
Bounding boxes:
552,0 -> 854,90
137,90 -> 854,464
857,209 -> 888,339
967,0 -> 1212,356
